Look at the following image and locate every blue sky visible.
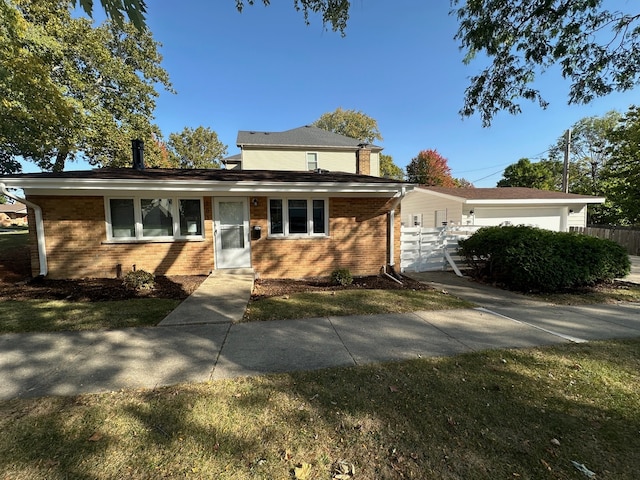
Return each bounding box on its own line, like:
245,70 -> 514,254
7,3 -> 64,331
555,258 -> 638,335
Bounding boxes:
65,1 -> 638,186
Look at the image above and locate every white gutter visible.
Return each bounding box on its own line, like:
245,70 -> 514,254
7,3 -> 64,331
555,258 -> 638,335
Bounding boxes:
387,186 -> 407,267
0,183 -> 47,276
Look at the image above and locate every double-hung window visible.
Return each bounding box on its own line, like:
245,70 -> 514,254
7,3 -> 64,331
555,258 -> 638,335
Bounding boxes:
106,197 -> 204,241
306,152 -> 318,171
268,198 -> 328,237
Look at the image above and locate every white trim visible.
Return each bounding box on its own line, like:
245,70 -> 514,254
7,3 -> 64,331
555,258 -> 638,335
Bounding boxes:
104,196 -> 205,242
213,197 -> 251,269
411,187 -> 605,205
4,178 -> 412,195
465,198 -> 605,205
306,152 -> 318,171
267,196 -> 329,238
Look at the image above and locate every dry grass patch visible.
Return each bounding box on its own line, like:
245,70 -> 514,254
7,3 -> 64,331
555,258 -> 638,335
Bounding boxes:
244,288 -> 473,322
1,339 -> 639,479
532,281 -> 640,305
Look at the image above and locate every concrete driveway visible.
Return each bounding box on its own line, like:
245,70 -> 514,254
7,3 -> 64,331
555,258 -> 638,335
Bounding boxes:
627,255 -> 640,283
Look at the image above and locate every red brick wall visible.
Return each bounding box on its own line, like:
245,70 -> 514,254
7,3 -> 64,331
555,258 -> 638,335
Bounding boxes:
250,197 -> 400,279
26,194 -> 400,280
26,195 -> 215,279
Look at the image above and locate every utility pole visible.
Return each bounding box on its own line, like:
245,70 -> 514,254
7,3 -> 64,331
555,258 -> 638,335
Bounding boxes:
562,129 -> 571,193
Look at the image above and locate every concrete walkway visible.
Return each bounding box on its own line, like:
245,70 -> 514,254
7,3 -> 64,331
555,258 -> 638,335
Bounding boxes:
1,271 -> 639,400
159,269 -> 254,325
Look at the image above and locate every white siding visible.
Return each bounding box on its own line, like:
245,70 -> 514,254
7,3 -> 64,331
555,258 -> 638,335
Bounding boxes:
241,148 -> 358,173
370,151 -> 380,177
401,191 -> 463,227
567,205 -> 588,229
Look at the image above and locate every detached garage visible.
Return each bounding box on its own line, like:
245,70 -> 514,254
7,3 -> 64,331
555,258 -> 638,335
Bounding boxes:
402,186 -> 605,232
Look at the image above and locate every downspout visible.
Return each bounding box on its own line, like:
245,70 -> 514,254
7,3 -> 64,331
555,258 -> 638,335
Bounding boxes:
385,186 -> 406,278
0,183 -> 47,277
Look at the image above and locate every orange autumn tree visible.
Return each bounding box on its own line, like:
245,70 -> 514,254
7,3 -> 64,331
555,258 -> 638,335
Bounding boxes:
406,149 -> 457,187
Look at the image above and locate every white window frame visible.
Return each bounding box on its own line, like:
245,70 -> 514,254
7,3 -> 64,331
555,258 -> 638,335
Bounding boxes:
104,196 -> 205,242
267,197 -> 329,238
306,152 -> 318,171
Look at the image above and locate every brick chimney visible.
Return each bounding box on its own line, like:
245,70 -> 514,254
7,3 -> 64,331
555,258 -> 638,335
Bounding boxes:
356,144 -> 371,176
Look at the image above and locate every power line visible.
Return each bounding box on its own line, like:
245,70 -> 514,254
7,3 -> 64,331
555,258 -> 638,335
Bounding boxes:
468,148 -> 555,184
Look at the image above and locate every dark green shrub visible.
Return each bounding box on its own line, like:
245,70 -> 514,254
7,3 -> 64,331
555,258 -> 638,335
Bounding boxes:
458,226 -> 630,292
330,268 -> 353,286
123,269 -> 155,290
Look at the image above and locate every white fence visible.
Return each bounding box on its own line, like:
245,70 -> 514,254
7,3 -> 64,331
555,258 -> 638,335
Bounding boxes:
400,225 -> 482,273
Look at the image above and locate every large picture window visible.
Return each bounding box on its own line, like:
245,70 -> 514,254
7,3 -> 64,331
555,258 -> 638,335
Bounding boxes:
106,197 -> 203,241
268,198 -> 328,237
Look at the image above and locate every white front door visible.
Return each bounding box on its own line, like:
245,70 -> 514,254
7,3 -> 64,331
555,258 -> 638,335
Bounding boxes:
214,197 -> 251,269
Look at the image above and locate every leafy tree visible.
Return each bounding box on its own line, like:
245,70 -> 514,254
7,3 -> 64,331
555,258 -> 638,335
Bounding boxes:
454,178 -> 474,188
313,107 -> 382,144
235,0 -> 349,35
603,105 -> 640,225
549,111 -> 621,195
497,158 -> 562,191
452,1 -> 640,126
0,0 -> 172,172
167,127 -> 228,169
379,154 -> 404,180
406,150 -> 457,187
73,0 -> 147,29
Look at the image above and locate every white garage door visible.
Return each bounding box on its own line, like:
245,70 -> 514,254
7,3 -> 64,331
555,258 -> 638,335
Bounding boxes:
473,207 -> 563,231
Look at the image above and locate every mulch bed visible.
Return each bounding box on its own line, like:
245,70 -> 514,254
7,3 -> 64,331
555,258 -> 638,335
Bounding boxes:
0,274 -> 433,303
0,275 -> 207,302
1,238 -> 432,302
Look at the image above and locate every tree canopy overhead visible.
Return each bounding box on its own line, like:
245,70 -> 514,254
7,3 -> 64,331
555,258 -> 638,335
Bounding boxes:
313,107 -> 383,144
452,1 -> 640,126
0,0 -> 172,173
73,0 -> 147,29
235,0 -> 350,35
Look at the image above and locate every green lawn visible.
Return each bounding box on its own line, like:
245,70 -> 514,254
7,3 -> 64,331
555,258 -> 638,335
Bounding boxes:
0,298 -> 180,334
0,230 -> 29,249
1,339 -> 638,479
244,288 -> 474,322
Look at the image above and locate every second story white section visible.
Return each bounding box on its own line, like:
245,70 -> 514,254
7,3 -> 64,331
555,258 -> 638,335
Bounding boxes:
231,126 -> 382,177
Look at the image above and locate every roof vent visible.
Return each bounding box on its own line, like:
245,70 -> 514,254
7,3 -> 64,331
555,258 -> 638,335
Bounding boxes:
131,139 -> 144,170
315,168 -> 330,174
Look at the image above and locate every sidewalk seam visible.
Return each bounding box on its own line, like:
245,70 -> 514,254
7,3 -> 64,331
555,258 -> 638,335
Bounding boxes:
209,323 -> 232,380
413,311 -> 477,352
327,316 -> 358,366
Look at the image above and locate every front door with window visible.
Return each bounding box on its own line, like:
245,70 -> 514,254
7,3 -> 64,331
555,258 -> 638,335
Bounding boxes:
213,197 -> 251,269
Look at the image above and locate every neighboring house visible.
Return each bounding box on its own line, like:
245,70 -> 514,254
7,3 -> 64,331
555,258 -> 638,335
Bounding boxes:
224,125 -> 383,176
0,201 -> 28,226
0,158 -> 411,279
402,186 -> 605,232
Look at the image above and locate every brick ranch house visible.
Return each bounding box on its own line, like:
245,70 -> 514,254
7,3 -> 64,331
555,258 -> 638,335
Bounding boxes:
0,129 -> 413,279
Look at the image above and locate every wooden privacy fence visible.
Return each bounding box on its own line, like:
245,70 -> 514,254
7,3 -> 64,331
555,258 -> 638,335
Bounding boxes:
570,226 -> 640,256
400,225 -> 482,273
